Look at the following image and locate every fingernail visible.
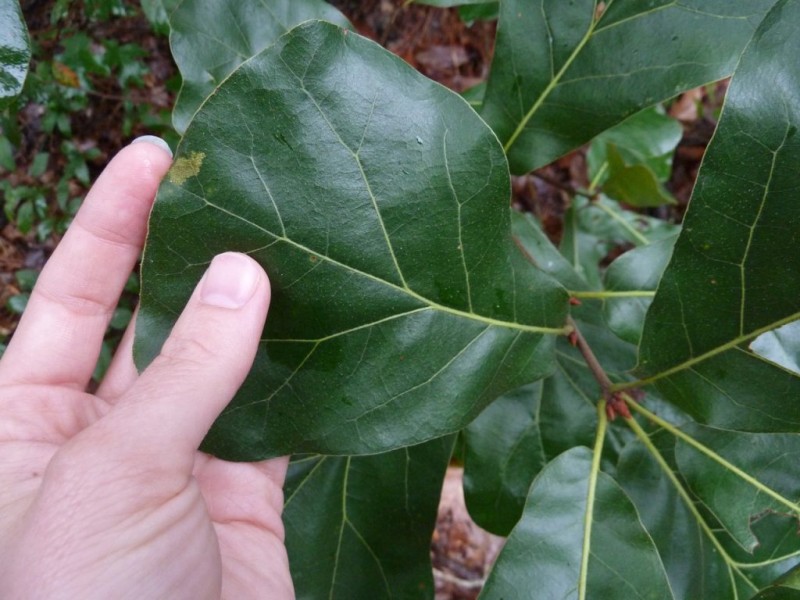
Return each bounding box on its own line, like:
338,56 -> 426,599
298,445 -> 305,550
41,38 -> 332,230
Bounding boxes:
131,135 -> 173,158
201,253 -> 260,309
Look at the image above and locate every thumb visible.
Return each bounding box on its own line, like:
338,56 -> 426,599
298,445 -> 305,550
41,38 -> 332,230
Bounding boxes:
104,252 -> 270,464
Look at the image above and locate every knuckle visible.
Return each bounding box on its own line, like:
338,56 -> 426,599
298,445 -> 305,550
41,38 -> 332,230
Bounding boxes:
157,334 -> 218,369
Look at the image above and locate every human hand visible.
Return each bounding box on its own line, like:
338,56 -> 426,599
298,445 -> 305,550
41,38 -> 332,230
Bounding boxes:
0,139 -> 294,599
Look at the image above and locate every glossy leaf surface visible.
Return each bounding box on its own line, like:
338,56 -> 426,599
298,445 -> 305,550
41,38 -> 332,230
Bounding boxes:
480,447 -> 672,600
284,437 -> 453,599
481,0 -> 774,173
754,564 -> 800,599
617,432 -> 757,598
464,214 -> 637,536
0,0 -> 30,107
168,0 -> 350,133
603,236 -> 677,345
675,425 -> 800,553
462,383 -> 545,536
136,21 -> 568,460
636,1 -> 800,431
587,106 -> 683,185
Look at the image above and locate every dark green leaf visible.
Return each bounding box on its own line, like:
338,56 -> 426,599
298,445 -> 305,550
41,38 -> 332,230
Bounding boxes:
15,199 -> 33,233
28,152 -> 49,178
463,216 -> 636,536
754,564 -> 800,599
617,432 -> 752,598
587,106 -> 684,184
480,447 -> 672,599
0,135 -> 15,170
603,236 -> 677,345
6,292 -> 28,314
675,424 -> 800,553
635,0 -> 800,431
481,0 -> 774,173
110,307 -> 132,330
753,587 -> 800,599
458,3 -> 498,23
135,21 -> 568,460
560,196 -> 679,289
284,436 -> 453,599
603,144 -> 676,208
0,0 -> 30,107
511,210 -> 588,292
463,383 -> 545,536
14,268 -> 39,292
169,0 -> 351,133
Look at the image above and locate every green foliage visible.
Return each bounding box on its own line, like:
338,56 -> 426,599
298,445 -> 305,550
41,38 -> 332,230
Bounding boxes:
135,20 -> 567,459
0,0 -> 171,375
0,0 -> 30,107
70,0 -> 800,596
0,0 -> 175,241
480,0 -> 775,174
166,0 -> 351,134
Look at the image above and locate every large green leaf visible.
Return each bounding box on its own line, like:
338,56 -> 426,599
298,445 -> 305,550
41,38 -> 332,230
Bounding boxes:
633,0 -> 800,431
618,417 -> 800,599
754,564 -> 800,599
480,447 -> 673,599
464,214 -> 637,536
617,432 -> 757,598
674,425 -> 800,553
284,436 -> 453,599
0,0 -> 30,107
135,21 -> 568,460
481,0 -> 775,173
462,382 -> 545,536
168,0 -> 351,133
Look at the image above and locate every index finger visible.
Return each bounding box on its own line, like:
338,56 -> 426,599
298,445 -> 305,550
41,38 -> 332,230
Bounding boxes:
0,139 -> 173,389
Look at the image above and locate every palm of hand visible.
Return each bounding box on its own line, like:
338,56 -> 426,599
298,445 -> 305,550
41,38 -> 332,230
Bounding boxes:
0,143 -> 293,599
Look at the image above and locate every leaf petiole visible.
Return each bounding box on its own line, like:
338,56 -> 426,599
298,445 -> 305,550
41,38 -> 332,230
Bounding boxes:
568,290 -> 656,299
578,400 -> 609,600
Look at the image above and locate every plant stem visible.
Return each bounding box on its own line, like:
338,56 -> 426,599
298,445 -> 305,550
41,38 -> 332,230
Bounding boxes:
578,400 -> 608,600
588,161 -> 608,193
567,317 -> 614,395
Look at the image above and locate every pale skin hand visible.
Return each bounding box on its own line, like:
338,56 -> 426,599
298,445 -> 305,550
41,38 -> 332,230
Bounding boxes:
0,140 -> 295,600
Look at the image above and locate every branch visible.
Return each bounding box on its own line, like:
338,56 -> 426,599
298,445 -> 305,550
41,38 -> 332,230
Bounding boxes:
567,316 -> 631,420
567,316 -> 613,394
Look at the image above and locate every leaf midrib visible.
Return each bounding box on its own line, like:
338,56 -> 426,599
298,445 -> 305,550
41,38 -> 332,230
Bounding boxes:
188,190 -> 567,336
616,311 -> 800,390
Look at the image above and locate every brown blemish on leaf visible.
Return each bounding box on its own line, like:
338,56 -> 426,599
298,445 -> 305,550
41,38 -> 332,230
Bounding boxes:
168,151 -> 206,185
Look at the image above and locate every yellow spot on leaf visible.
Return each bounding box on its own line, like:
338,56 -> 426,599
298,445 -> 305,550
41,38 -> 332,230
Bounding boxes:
168,151 -> 206,185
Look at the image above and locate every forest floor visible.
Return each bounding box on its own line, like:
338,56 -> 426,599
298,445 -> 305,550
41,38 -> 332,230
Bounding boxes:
1,1 -> 723,597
